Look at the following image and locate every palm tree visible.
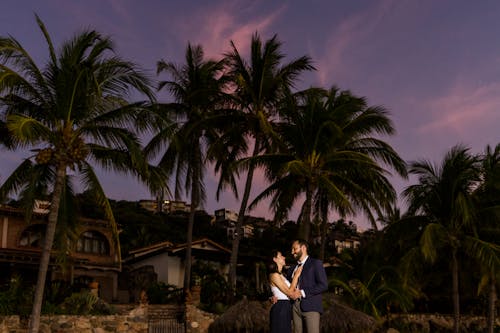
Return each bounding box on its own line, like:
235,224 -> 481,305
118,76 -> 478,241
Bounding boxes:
250,87 -> 407,243
403,145 -> 482,333
148,43 -> 228,291
474,143 -> 500,333
377,204 -> 403,227
0,16 -> 155,333
0,118 -> 14,148
330,266 -> 417,319
222,33 -> 314,291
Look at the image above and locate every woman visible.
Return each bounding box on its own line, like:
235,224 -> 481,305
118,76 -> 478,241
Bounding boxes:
268,249 -> 303,333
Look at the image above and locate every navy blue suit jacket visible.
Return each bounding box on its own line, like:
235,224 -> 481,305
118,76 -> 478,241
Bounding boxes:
287,257 -> 328,313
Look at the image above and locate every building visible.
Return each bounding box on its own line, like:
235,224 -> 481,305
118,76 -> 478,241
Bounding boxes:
334,237 -> 361,253
227,224 -> 254,239
0,205 -> 120,303
121,238 -> 231,302
139,199 -> 191,214
214,208 -> 238,224
214,208 -> 259,239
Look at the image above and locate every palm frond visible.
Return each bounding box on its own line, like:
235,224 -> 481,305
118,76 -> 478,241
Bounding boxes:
420,223 -> 446,263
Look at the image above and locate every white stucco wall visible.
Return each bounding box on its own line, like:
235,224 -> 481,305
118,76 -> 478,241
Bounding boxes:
130,254 -> 183,288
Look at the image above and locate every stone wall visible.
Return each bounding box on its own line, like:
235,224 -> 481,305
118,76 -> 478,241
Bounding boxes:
0,314 -> 147,333
2,308 -> 499,333
0,306 -> 149,333
0,304 -> 217,333
185,304 -> 218,333
381,313 -> 500,332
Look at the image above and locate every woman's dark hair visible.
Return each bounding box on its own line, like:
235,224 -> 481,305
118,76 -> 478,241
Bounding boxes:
267,249 -> 281,275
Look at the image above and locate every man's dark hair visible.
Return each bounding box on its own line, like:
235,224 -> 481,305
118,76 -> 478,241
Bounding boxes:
294,238 -> 309,250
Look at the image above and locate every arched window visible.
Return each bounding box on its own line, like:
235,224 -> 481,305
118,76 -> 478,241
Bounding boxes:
19,224 -> 46,248
76,231 -> 110,255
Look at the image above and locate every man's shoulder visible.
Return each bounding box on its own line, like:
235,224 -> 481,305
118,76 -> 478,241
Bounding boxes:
301,257 -> 316,267
307,256 -> 323,264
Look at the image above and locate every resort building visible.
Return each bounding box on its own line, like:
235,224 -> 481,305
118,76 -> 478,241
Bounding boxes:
334,237 -> 361,253
0,204 -> 120,303
121,238 -> 231,302
139,199 -> 191,214
214,208 -> 262,239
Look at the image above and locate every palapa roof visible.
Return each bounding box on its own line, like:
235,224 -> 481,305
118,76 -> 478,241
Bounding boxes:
320,299 -> 378,333
208,296 -> 378,333
208,297 -> 270,333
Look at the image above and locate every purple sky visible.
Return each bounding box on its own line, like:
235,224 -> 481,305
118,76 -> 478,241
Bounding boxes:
1,1 -> 499,229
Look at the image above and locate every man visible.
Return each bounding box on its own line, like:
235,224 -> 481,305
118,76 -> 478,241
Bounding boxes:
287,239 -> 328,333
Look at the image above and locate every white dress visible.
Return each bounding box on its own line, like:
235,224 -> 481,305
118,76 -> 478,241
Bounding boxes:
270,274 -> 290,300
269,274 -> 292,333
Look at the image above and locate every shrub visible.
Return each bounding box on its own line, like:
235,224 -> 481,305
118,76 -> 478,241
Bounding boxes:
60,291 -> 98,315
147,282 -> 184,304
0,275 -> 33,316
192,261 -> 231,313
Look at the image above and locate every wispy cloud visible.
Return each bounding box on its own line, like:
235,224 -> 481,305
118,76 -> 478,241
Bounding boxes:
314,0 -> 397,86
419,80 -> 500,134
107,0 -> 133,22
171,1 -> 286,59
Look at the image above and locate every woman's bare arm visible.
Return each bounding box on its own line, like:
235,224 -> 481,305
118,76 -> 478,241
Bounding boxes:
269,266 -> 302,298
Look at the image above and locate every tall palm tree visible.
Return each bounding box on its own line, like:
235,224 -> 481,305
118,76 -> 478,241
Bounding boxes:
250,87 -> 407,243
377,204 -> 403,227
148,43 -> 229,291
222,33 -> 314,291
473,143 -> 500,333
0,16 -> 155,333
403,145 -> 482,333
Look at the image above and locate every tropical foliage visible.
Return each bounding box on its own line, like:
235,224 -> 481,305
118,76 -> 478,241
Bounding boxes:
402,145 -> 500,333
147,43 -> 229,290
0,15 -> 155,332
222,33 -> 315,292
249,87 -> 407,243
0,15 -> 498,330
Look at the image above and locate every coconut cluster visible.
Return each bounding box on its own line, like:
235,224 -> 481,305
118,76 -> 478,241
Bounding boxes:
35,127 -> 88,165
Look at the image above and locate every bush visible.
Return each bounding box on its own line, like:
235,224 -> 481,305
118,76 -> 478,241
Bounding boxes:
147,282 -> 184,304
0,275 -> 33,316
192,261 -> 231,313
60,291 -> 99,315
0,276 -> 116,315
0,290 -> 15,315
44,280 -> 74,305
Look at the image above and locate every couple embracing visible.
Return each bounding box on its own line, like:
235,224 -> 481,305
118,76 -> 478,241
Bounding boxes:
268,239 -> 328,333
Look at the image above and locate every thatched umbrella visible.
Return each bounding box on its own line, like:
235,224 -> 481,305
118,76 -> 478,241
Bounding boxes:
208,296 -> 270,333
321,300 -> 378,333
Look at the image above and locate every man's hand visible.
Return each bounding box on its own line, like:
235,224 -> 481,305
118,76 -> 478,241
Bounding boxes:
290,289 -> 302,300
269,295 -> 278,304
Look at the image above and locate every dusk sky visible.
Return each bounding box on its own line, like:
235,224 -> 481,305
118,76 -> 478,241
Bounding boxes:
1,1 -> 499,229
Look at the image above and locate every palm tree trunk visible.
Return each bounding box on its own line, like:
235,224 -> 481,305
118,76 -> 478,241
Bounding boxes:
184,179 -> 199,292
319,198 -> 328,261
29,163 -> 66,333
299,182 -> 313,242
228,137 -> 261,292
183,202 -> 196,292
487,272 -> 496,333
451,249 -> 460,333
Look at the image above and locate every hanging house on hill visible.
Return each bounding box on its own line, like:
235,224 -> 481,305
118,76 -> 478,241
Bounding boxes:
0,204 -> 120,303
121,238 -> 231,302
